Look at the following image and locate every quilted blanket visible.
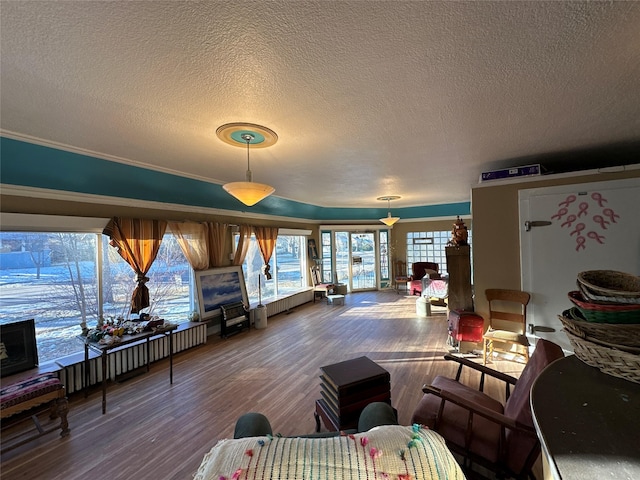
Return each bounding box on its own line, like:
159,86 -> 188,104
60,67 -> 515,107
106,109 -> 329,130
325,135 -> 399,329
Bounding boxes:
194,424 -> 465,480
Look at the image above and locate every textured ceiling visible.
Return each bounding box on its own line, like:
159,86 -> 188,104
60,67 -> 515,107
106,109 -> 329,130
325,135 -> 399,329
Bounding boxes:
1,1 -> 639,209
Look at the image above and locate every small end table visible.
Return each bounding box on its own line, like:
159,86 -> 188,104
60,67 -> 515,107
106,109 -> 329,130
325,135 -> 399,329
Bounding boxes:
79,326 -> 177,414
314,356 -> 391,432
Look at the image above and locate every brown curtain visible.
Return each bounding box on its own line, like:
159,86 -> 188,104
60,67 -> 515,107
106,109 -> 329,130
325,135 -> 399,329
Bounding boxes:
207,222 -> 228,268
254,226 -> 279,279
232,224 -> 252,266
103,217 -> 167,313
168,221 -> 209,270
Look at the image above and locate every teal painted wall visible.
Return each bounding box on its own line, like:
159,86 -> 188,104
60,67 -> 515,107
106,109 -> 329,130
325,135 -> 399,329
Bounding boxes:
0,137 -> 470,221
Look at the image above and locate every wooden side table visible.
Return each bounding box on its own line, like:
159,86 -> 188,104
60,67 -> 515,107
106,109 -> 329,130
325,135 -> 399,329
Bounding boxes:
314,356 -> 391,432
80,326 -> 177,414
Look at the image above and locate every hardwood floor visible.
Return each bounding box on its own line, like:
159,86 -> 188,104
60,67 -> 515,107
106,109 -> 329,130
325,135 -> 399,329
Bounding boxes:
0,291 -> 525,480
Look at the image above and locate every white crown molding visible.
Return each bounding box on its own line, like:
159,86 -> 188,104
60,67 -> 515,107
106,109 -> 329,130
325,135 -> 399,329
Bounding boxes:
0,184 -> 317,224
0,212 -> 109,232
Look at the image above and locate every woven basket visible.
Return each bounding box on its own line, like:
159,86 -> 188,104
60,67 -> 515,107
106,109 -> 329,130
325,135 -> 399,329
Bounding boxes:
559,313 -> 640,349
577,270 -> 640,298
564,330 -> 640,384
577,281 -> 640,305
568,291 -> 640,324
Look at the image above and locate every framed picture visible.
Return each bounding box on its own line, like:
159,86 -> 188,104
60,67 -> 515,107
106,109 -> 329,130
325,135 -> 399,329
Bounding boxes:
195,266 -> 248,321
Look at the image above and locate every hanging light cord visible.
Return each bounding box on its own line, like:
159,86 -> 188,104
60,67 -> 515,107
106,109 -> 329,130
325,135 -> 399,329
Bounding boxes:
242,133 -> 254,181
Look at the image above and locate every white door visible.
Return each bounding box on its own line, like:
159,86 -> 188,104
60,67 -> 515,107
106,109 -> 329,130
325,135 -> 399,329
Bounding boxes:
519,177 -> 640,352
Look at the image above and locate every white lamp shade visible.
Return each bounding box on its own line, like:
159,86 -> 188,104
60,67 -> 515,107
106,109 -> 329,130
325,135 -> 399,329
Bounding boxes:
380,215 -> 400,226
223,181 -> 275,206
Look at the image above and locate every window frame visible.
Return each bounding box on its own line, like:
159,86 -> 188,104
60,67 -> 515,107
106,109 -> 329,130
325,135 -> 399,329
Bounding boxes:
0,214 -> 194,365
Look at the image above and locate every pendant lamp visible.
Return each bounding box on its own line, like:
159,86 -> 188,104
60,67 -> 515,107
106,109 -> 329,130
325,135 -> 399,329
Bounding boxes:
217,123 -> 277,207
378,196 -> 401,226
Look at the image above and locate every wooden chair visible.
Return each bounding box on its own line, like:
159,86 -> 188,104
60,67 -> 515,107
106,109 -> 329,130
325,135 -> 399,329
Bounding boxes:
220,302 -> 250,338
411,339 -> 564,479
483,289 -> 531,365
394,260 -> 410,294
310,266 -> 334,303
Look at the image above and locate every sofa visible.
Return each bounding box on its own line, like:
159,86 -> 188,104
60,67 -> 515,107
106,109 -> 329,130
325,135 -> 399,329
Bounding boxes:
409,262 -> 441,296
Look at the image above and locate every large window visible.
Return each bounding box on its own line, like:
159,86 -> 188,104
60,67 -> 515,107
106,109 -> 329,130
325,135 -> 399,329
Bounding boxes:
0,231 -> 191,364
320,231 -> 332,282
406,229 -> 472,275
235,233 -> 308,305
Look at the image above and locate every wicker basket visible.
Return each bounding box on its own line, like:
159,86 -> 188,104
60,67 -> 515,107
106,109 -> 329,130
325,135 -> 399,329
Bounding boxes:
568,291 -> 640,324
577,270 -> 640,298
564,330 -> 640,384
559,313 -> 640,348
577,281 -> 640,305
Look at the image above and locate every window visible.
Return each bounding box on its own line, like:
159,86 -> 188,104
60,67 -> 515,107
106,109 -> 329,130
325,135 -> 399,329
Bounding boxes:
406,229 -> 472,275
379,230 -> 390,282
102,233 -> 192,321
320,231 -> 332,282
234,233 -> 308,305
0,231 -> 192,365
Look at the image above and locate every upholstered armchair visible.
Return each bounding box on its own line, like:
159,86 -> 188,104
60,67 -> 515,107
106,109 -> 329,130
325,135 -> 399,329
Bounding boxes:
409,262 -> 441,296
411,339 -> 564,479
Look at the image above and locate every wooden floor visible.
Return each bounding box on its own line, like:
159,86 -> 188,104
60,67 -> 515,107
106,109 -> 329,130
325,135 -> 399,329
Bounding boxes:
0,291 -> 526,480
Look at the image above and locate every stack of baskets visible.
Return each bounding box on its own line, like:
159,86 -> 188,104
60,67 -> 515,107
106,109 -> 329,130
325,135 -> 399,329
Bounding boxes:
560,270 -> 640,384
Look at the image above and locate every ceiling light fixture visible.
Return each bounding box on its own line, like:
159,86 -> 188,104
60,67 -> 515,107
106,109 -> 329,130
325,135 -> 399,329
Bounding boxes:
217,123 -> 277,207
378,196 -> 401,226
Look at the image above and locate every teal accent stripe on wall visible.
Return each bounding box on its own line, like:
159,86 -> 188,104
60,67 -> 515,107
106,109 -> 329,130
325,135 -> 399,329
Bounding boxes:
0,137 -> 470,221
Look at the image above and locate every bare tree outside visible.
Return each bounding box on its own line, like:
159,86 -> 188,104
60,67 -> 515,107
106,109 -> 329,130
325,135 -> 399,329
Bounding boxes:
0,232 -> 192,364
1,231 -> 308,365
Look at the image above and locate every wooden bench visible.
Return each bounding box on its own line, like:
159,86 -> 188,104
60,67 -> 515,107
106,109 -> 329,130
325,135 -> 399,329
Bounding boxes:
220,302 -> 250,338
1,372 -> 70,452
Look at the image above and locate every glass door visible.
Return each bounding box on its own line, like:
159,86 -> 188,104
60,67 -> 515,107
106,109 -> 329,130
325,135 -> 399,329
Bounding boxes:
351,233 -> 376,290
333,231 -> 377,291
334,231 -> 350,286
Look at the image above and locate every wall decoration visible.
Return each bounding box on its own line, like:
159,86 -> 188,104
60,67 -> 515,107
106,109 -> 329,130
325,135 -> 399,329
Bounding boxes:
195,266 -> 248,321
550,191 -> 621,252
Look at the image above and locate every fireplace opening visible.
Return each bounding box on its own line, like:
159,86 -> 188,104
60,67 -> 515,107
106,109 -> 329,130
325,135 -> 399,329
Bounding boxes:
1,319 -> 39,378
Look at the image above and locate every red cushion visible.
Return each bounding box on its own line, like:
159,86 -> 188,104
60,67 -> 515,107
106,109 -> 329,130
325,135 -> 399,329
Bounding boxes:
0,373 -> 62,410
411,375 -> 504,463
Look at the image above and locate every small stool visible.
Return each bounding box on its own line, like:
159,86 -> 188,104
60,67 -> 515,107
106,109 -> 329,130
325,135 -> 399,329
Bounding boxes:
1,372 -> 70,452
326,294 -> 345,306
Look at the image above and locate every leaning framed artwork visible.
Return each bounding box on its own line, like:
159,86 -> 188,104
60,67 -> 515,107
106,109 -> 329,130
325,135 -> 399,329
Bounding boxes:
195,266 -> 249,321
